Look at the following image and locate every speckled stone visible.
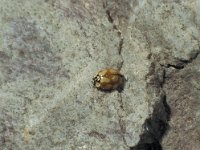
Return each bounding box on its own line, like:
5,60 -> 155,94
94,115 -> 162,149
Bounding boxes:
0,0 -> 199,149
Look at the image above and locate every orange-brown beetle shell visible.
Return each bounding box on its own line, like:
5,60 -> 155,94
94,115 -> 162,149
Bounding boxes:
93,68 -> 125,91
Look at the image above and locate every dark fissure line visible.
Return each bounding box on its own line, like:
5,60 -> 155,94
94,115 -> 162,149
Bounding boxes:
105,8 -> 124,69
165,51 -> 200,70
130,94 -> 171,150
106,10 -> 114,23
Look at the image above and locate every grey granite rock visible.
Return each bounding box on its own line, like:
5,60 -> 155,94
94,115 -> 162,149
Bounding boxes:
162,55 -> 200,150
0,0 -> 199,150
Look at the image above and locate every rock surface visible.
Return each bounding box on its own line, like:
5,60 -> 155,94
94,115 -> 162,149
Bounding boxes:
0,0 -> 199,149
162,55 -> 200,150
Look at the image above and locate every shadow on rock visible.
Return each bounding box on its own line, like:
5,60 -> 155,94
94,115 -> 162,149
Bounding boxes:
130,94 -> 171,150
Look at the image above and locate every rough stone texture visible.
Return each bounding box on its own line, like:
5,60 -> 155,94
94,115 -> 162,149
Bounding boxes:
162,55 -> 200,150
0,0 -> 200,150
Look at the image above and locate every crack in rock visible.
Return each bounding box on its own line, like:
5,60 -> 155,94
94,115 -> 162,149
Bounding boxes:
132,50 -> 199,149
130,93 -> 171,150
161,54 -> 200,149
104,5 -> 124,70
131,56 -> 171,149
163,51 -> 200,70
104,4 -> 128,147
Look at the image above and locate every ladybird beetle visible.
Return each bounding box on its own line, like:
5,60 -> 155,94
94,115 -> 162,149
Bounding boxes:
93,68 -> 125,91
